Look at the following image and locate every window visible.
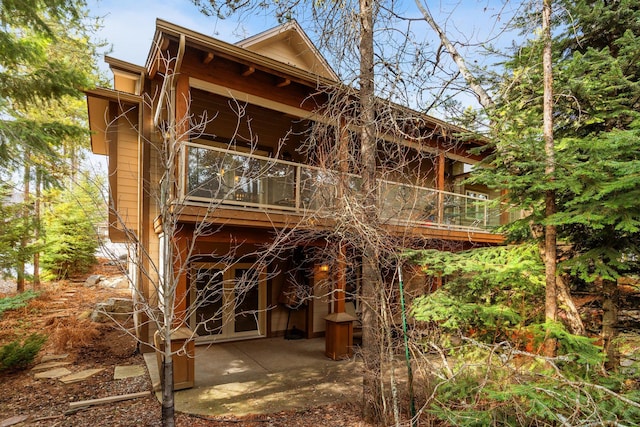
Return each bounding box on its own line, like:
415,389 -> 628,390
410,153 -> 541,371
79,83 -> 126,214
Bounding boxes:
465,190 -> 488,222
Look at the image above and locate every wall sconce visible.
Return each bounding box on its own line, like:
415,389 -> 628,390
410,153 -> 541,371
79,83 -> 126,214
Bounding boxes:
318,264 -> 329,272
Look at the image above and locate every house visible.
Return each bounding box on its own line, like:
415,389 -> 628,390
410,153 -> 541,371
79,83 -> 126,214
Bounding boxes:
85,19 -> 506,360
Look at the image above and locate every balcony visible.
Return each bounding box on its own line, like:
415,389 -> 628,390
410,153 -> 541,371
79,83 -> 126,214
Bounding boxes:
180,142 -> 504,232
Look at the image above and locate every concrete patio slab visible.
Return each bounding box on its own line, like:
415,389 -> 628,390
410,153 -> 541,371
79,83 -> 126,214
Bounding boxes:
144,337 -> 362,417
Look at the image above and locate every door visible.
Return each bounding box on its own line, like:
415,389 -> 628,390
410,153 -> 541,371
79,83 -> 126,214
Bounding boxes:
190,262 -> 267,342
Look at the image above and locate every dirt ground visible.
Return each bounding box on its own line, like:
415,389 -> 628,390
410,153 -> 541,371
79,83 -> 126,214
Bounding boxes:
0,262 -> 371,427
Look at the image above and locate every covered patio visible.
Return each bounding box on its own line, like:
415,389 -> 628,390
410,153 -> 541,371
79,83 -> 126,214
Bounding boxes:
144,337 -> 363,417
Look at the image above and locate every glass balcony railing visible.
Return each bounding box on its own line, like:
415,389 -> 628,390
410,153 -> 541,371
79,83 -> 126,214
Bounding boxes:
181,142 -> 503,231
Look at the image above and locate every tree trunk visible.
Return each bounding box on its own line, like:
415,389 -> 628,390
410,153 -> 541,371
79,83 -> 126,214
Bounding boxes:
361,255 -> 384,423
33,167 -> 41,289
542,0 -> 557,357
17,153 -> 31,293
556,274 -> 585,336
358,0 -> 384,423
531,230 -> 585,336
601,278 -> 619,371
161,336 -> 175,427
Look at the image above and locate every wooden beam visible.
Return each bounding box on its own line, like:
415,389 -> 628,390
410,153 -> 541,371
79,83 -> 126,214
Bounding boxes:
203,52 -> 214,64
159,36 -> 170,51
241,65 -> 255,77
148,52 -> 159,79
437,152 -> 445,223
276,78 -> 291,88
69,391 -> 150,410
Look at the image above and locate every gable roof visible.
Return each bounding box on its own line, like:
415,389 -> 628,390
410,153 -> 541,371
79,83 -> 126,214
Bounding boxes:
236,20 -> 338,81
146,19 -> 337,88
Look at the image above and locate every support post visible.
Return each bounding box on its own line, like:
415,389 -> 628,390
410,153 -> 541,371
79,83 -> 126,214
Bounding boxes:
325,242 -> 356,360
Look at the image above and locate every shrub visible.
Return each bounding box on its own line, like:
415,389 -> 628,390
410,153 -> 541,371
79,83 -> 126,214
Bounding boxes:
408,244 -> 545,343
0,333 -> 47,371
419,341 -> 640,426
0,290 -> 39,318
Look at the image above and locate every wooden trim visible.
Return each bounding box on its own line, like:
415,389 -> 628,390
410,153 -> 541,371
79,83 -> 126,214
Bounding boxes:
138,79 -> 153,352
149,19 -> 338,88
85,88 -> 142,156
160,36 -> 170,51
437,153 -> 446,192
241,65 -> 255,77
276,78 -> 291,88
172,205 -> 504,244
334,243 -> 347,313
85,88 -> 142,105
69,392 -> 150,409
107,102 -> 120,241
203,52 -> 214,64
174,230 -> 189,324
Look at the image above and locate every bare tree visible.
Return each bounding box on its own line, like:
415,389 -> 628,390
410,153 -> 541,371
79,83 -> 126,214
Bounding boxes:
96,52 -> 292,426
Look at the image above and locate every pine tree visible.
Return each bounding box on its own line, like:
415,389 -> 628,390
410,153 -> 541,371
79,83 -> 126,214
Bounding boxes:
41,174 -> 104,280
473,0 -> 640,366
0,1 -> 101,291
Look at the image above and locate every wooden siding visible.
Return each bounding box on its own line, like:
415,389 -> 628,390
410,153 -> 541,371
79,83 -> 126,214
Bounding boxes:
249,40 -> 312,72
113,110 -> 139,237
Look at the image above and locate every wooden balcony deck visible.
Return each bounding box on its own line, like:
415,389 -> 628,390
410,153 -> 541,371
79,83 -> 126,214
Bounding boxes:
170,142 -> 506,244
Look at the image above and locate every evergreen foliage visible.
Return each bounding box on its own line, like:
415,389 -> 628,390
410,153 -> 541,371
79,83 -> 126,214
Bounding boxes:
406,245 -> 639,425
0,290 -> 39,318
472,0 -> 640,283
0,183 -> 26,276
0,0 -> 97,167
41,176 -> 103,280
0,333 -> 46,371
408,245 -> 544,337
0,1 -> 102,290
407,244 -> 598,357
424,344 -> 640,426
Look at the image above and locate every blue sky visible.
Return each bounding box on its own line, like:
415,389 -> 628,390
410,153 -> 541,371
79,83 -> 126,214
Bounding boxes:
86,0 -> 526,116
87,0 -> 523,70
87,0 -> 286,69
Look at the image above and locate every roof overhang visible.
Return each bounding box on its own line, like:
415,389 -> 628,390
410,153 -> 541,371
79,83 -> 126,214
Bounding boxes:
105,56 -> 146,95
141,19 -> 487,156
85,88 -> 142,155
236,20 -> 338,81
146,19 -> 338,88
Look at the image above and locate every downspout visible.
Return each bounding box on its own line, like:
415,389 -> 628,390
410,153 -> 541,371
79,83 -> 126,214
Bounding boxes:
162,31 -> 185,326
153,33 -> 186,128
170,33 -> 186,128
